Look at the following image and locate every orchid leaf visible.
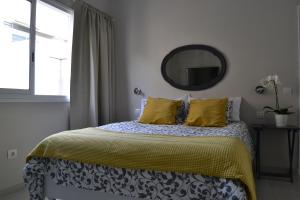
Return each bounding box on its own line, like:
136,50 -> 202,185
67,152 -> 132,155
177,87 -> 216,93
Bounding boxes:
260,75 -> 294,115
263,106 -> 275,111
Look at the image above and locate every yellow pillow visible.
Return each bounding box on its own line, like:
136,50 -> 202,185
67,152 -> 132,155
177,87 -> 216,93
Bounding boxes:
139,97 -> 182,125
185,98 -> 228,127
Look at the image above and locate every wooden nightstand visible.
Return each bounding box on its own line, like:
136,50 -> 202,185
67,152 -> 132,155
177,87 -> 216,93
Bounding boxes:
251,124 -> 299,182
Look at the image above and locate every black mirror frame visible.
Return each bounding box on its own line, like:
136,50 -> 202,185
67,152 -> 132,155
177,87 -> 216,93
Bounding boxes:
161,44 -> 227,91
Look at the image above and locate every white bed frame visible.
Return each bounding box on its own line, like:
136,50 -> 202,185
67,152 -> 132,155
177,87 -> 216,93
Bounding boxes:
45,175 -> 140,200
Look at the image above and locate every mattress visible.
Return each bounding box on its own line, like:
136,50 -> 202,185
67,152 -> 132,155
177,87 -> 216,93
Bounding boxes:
24,121 -> 254,200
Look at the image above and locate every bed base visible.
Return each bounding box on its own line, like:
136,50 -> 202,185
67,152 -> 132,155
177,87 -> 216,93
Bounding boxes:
44,175 -> 139,200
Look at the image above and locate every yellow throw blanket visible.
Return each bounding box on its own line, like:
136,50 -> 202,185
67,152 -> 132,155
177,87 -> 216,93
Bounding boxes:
27,128 -> 256,200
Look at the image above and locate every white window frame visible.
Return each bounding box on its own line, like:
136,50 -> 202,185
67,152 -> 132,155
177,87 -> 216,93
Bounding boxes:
0,0 -> 73,102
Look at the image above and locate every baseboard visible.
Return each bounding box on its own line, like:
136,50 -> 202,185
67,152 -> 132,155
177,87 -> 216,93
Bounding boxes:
0,183 -> 25,197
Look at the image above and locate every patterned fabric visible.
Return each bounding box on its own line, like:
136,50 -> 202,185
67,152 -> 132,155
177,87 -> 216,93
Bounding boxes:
24,121 -> 253,200
227,100 -> 234,122
227,97 -> 242,122
24,157 -> 247,200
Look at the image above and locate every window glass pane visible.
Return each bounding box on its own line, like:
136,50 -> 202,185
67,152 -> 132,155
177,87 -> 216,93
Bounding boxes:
0,0 -> 31,90
35,0 -> 73,96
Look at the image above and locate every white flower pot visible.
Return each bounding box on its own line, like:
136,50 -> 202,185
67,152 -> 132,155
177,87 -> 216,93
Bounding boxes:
275,114 -> 288,127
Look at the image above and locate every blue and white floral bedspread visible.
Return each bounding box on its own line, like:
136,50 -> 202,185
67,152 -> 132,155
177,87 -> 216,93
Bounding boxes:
24,121 -> 253,200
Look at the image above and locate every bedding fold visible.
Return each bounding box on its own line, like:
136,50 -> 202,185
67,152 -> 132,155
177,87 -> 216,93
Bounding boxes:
26,127 -> 256,200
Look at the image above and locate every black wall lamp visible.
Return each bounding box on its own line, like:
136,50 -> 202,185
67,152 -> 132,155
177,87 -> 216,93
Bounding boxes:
133,88 -> 144,97
255,85 -> 265,94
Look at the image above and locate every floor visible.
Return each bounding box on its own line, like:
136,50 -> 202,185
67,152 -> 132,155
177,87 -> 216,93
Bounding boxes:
1,177 -> 300,200
256,177 -> 300,200
0,189 -> 29,200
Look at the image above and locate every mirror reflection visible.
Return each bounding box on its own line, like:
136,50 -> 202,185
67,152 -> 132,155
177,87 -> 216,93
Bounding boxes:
166,49 -> 222,86
161,45 -> 226,91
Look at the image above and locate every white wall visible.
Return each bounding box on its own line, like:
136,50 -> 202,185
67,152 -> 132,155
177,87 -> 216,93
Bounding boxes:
114,0 -> 300,122
0,0 -> 113,192
112,0 -> 300,168
2,0 -> 300,192
0,103 -> 69,191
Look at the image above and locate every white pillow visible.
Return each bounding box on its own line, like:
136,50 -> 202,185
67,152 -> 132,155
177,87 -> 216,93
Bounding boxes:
138,95 -> 188,123
187,96 -> 242,122
139,98 -> 148,118
227,97 -> 241,122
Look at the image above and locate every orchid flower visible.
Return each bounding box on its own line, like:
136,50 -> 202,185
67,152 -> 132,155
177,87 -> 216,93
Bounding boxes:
260,75 -> 293,115
260,75 -> 281,89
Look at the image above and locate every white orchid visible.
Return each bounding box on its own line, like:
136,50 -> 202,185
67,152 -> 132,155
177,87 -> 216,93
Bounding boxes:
260,74 -> 281,89
260,75 -> 293,115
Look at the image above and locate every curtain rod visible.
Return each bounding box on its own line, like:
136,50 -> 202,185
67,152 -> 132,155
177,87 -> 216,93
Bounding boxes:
76,0 -> 114,20
55,0 -> 114,21
40,0 -> 115,23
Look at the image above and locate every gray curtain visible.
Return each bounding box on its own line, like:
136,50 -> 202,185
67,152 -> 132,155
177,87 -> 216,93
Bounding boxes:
70,1 -> 115,129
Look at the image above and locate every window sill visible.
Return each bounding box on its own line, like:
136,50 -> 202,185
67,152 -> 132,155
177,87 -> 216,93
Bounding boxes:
0,94 -> 70,103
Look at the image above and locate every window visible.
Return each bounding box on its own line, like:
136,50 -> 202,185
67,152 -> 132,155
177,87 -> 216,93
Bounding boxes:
0,0 -> 31,90
0,0 -> 73,101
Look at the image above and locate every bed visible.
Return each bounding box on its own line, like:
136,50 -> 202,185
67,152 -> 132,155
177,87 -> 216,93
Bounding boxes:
23,120 -> 255,200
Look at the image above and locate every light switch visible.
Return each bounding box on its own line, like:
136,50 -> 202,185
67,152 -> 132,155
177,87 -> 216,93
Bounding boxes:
283,87 -> 292,96
7,149 -> 18,160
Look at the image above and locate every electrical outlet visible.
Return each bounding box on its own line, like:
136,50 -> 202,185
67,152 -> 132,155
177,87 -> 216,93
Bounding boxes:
256,111 -> 264,119
7,149 -> 18,160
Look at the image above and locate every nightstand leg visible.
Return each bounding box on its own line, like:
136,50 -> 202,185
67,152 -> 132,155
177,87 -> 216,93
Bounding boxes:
287,130 -> 296,183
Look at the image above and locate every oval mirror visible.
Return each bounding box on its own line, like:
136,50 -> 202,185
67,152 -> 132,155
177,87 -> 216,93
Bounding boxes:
161,45 -> 227,91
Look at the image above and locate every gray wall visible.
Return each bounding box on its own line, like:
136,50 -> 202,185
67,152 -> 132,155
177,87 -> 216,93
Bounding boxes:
112,0 -> 300,169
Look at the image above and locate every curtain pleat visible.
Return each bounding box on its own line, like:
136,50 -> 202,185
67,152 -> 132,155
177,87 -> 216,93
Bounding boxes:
70,1 -> 115,129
